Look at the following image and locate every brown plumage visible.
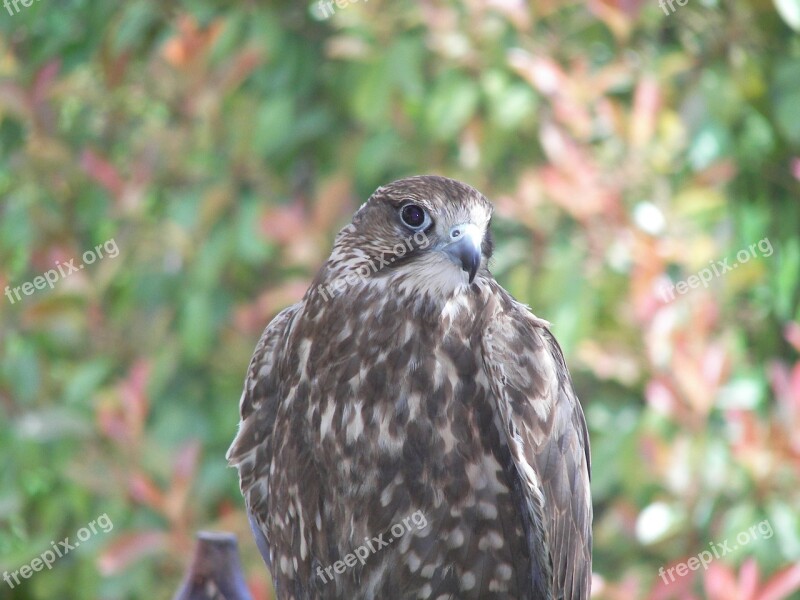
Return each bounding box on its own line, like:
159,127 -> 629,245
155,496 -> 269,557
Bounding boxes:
227,175 -> 592,599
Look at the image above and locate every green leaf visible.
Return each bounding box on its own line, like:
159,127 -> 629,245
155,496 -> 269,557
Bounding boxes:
255,96 -> 295,157
426,72 -> 480,140
180,296 -> 214,361
352,59 -> 394,128
772,59 -> 800,144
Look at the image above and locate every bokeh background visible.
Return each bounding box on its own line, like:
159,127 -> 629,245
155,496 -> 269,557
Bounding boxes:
1,0 -> 799,598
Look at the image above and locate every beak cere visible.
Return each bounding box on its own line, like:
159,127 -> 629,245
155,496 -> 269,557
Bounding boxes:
443,223 -> 483,283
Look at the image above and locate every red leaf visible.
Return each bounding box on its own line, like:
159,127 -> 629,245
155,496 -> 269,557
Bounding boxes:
164,441 -> 201,523
32,60 -> 61,106
631,77 -> 661,147
81,149 -> 125,199
784,322 -> 800,353
121,360 -> 150,427
97,530 -> 168,575
172,441 -> 201,484
128,473 -> 166,511
791,157 -> 800,182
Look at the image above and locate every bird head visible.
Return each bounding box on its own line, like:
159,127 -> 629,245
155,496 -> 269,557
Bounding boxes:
324,176 -> 495,301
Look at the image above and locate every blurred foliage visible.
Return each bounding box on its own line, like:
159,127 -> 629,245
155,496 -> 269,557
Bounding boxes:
1,0 -> 799,598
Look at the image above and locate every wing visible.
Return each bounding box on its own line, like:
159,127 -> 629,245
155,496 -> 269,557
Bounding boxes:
226,303 -> 302,568
482,292 -> 592,600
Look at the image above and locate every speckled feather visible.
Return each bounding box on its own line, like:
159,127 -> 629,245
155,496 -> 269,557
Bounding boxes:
227,176 -> 592,600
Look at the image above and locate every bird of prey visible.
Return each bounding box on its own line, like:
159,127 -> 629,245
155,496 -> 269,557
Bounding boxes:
227,175 -> 592,600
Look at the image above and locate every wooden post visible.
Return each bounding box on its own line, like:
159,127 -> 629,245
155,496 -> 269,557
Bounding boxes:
172,531 -> 253,600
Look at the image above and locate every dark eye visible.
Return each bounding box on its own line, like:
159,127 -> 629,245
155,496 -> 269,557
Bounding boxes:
400,204 -> 430,230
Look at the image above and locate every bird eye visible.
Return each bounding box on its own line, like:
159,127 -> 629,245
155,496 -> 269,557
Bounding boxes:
400,204 -> 430,230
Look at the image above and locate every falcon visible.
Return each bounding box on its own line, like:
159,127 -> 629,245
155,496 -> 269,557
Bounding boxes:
227,175 -> 592,599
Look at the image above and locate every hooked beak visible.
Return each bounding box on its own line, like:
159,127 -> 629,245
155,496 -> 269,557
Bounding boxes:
442,223 -> 483,283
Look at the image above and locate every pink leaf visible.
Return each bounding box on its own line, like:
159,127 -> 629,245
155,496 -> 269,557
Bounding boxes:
757,562 -> 800,600
704,561 -> 739,600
